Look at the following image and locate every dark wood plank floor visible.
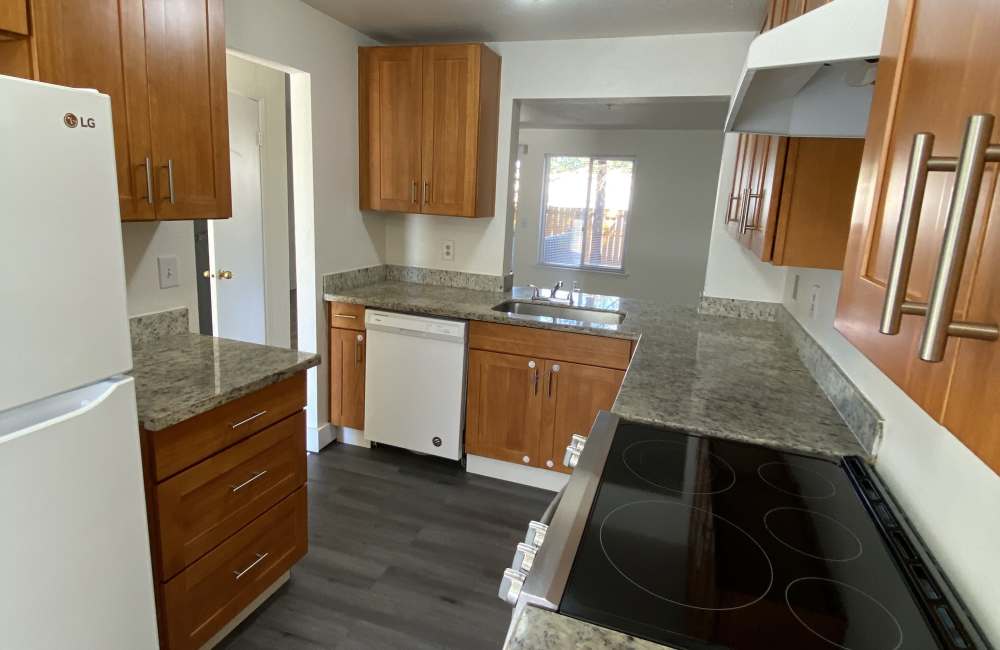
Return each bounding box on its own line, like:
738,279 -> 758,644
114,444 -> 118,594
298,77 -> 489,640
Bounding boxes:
217,443 -> 552,650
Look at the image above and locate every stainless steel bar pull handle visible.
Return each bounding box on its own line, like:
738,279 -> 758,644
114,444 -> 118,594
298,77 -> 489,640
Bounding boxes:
230,470 -> 268,493
411,180 -> 417,204
742,192 -> 763,234
233,552 -> 269,580
737,188 -> 750,233
161,160 -> 176,204
878,115 -> 1000,361
231,410 -> 267,429
920,114 -> 999,361
880,132 -> 935,335
142,157 -> 154,205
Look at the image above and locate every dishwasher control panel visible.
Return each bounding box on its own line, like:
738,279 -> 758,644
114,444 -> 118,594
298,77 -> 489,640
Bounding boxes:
365,310 -> 466,341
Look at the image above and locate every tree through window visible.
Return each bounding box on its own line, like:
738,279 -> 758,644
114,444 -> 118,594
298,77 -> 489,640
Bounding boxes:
539,155 -> 634,271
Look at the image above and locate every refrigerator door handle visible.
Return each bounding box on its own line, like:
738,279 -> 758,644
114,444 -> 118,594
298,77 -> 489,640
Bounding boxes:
0,378 -> 125,441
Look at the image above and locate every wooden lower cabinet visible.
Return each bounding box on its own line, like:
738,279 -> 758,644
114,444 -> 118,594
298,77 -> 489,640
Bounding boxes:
466,349 -> 545,465
330,326 -> 366,429
465,323 -> 628,472
141,372 -> 309,649
541,360 -> 624,474
162,488 -> 307,650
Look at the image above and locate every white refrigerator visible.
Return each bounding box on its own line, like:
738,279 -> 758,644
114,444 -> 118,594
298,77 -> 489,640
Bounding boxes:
0,76 -> 159,648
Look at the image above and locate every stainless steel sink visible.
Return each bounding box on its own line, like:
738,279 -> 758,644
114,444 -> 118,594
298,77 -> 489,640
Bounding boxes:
492,300 -> 626,325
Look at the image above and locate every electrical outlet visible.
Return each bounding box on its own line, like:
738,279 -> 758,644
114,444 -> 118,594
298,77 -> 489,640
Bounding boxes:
809,284 -> 821,320
792,274 -> 801,301
157,255 -> 179,289
441,240 -> 455,262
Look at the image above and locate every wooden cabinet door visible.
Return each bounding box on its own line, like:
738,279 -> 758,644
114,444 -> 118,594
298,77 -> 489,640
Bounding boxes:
836,0 -> 1000,472
747,136 -> 788,261
421,44 -> 481,217
727,133 -> 756,240
541,360 -> 624,474
0,0 -> 28,35
741,133 -> 773,249
772,137 -> 864,268
359,46 -> 423,213
142,0 -> 231,220
465,349 -> 544,467
330,328 -> 365,429
32,0 -> 155,221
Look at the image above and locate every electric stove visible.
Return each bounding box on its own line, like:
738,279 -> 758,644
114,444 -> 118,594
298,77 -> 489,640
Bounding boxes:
510,413 -> 990,650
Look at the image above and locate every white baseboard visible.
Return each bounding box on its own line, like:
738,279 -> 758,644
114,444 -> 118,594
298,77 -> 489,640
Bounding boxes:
466,455 -> 568,492
306,423 -> 335,453
200,571 -> 289,649
339,426 -> 370,448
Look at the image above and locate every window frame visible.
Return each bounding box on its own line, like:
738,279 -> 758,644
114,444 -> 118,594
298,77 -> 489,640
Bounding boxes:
536,153 -> 637,275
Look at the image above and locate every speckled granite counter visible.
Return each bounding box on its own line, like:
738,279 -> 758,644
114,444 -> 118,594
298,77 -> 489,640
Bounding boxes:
326,281 -> 866,458
506,606 -> 673,650
131,333 -> 320,431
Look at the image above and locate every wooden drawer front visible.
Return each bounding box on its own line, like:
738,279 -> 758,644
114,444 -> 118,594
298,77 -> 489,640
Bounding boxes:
469,321 -> 632,371
162,488 -> 307,650
156,411 -> 306,580
328,301 -> 366,330
151,373 -> 306,481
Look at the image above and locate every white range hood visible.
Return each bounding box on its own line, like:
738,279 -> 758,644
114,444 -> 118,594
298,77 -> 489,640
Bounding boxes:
725,0 -> 888,138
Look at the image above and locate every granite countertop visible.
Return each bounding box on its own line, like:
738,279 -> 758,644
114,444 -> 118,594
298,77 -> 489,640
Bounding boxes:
131,332 -> 320,431
506,606 -> 673,650
326,281 -> 865,458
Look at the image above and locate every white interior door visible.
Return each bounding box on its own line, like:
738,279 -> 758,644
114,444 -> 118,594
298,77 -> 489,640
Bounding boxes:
211,92 -> 267,344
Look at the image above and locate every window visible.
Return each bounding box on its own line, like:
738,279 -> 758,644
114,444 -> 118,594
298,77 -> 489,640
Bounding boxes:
538,155 -> 635,271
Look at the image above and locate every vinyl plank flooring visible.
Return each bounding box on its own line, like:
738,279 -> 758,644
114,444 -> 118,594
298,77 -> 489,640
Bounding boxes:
217,443 -> 552,649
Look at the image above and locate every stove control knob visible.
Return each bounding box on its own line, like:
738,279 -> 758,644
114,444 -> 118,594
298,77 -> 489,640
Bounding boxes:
499,568 -> 526,606
524,520 -> 548,547
563,433 -> 588,469
512,542 -> 537,573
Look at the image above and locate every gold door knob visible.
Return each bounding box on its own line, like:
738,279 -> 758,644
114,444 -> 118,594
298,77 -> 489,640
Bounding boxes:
202,270 -> 213,279
219,270 -> 233,280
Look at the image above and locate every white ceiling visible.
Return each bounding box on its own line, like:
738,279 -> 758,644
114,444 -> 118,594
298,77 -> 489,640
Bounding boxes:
302,0 -> 767,43
518,97 -> 730,130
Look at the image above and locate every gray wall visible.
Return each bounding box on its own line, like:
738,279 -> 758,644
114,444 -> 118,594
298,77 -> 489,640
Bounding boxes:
512,128 -> 724,305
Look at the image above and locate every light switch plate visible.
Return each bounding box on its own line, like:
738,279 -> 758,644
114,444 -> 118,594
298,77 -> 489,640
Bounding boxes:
157,255 -> 179,289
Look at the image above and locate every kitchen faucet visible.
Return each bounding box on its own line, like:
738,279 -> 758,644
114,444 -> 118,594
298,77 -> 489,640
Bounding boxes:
551,280 -> 564,296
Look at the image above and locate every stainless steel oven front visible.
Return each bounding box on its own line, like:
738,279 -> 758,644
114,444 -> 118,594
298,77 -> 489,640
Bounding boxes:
498,411 -> 620,642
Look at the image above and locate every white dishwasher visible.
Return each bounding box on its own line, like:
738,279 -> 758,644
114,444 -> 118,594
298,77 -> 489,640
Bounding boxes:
364,310 -> 467,461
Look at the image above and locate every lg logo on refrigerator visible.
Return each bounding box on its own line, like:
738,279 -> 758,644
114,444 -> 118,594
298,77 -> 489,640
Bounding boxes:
63,113 -> 96,129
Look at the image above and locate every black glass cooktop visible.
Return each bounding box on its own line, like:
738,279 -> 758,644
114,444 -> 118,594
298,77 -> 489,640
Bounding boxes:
559,421 -> 978,649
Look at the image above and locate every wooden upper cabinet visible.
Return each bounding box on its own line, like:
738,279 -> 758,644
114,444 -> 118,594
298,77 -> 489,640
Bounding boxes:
541,360 -> 623,474
359,46 -> 423,213
465,349 -> 543,466
143,0 -> 230,220
359,43 -> 501,218
27,0 -> 230,221
726,0 -> 862,268
772,137 -> 865,268
836,0 -> 1000,475
31,0 -> 155,220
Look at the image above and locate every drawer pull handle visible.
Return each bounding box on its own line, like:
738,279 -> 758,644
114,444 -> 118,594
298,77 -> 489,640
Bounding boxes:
230,470 -> 268,493
233,552 -> 269,580
231,410 -> 268,429
879,115 -> 1000,361
333,313 -> 358,319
